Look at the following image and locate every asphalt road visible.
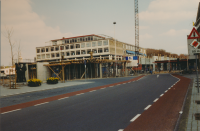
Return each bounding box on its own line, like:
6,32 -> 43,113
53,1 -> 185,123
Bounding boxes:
1,74 -> 178,131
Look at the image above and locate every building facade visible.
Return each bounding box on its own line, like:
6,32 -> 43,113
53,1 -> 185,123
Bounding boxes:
36,34 -> 146,62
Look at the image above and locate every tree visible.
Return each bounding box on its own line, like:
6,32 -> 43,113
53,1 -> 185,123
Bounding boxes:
4,26 -> 15,66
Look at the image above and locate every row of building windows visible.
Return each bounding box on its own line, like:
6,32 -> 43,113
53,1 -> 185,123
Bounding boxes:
37,41 -> 108,53
37,48 -> 109,59
52,36 -> 102,45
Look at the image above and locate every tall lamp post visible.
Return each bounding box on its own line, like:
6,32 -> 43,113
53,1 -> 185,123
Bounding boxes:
113,22 -> 117,77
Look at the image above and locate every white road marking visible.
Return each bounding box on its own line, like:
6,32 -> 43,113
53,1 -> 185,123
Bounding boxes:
154,98 -> 159,102
76,93 -> 84,95
130,114 -> 141,122
144,105 -> 151,110
160,94 -> 163,97
101,88 -> 105,89
165,90 -> 168,93
34,102 -> 49,106
109,86 -> 114,87
1,109 -> 21,114
157,75 -> 159,78
58,97 -> 69,100
118,129 -> 124,131
89,90 -> 95,92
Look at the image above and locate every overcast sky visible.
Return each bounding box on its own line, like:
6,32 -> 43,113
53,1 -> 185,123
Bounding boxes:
1,0 -> 199,66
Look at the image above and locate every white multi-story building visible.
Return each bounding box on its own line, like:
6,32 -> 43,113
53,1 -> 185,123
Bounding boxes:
36,34 -> 147,62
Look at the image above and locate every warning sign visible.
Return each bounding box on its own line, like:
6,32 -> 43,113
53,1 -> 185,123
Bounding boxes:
188,27 -> 200,39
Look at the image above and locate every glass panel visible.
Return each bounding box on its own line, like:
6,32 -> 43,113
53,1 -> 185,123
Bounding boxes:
81,43 -> 85,48
46,54 -> 50,58
86,42 -> 91,47
103,40 -> 108,46
37,55 -> 41,59
98,41 -> 102,46
92,42 -> 96,47
37,49 -> 40,53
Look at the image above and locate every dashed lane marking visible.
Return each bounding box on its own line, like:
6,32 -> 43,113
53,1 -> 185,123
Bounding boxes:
76,93 -> 84,95
130,114 -> 141,122
165,90 -> 168,92
101,88 -> 105,89
58,97 -> 69,100
153,98 -> 159,102
34,102 -> 49,106
1,109 -> 21,114
160,94 -> 164,97
118,129 -> 124,131
109,86 -> 114,87
144,105 -> 151,110
89,90 -> 96,92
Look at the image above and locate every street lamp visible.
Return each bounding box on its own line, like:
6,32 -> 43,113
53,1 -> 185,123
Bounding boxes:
113,22 -> 117,77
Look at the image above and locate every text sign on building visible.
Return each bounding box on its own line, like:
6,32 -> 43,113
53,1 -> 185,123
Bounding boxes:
192,49 -> 200,53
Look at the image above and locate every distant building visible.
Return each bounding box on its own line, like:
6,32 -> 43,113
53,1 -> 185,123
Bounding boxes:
36,34 -> 146,62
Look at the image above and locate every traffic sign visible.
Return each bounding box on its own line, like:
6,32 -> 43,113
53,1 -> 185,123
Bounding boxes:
190,39 -> 200,49
192,49 -> 200,53
188,27 -> 200,39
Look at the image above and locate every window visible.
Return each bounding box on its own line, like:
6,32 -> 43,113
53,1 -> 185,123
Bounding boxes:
46,54 -> 50,58
85,38 -> 88,41
70,39 -> 72,43
80,38 -> 82,41
70,45 -> 74,49
81,50 -> 86,54
87,49 -> 91,54
103,40 -> 108,46
67,40 -> 69,43
72,39 -> 74,43
53,41 -> 57,45
61,52 -> 65,56
60,46 -> 64,50
104,48 -> 109,52
51,53 -> 55,58
76,44 -> 80,48
98,41 -> 102,46
81,43 -> 85,48
75,39 -> 77,42
77,39 -> 80,42
92,49 -> 97,53
71,51 -> 75,55
66,52 -> 70,56
76,50 -> 80,55
55,46 -> 59,51
62,41 -> 65,44
88,37 -> 90,41
98,48 -> 103,53
56,53 -> 60,57
37,55 -> 41,59
41,48 -> 45,52
65,45 -> 69,49
92,42 -> 96,47
46,48 -> 49,52
86,42 -> 91,47
51,47 -> 54,51
91,37 -> 93,40
37,49 -> 40,53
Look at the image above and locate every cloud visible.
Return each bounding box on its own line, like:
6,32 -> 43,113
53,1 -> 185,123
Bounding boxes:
1,0 -> 75,66
140,0 -> 198,24
140,34 -> 153,39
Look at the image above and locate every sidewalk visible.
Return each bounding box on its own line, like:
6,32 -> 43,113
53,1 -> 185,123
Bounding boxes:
0,81 -> 93,97
186,77 -> 200,131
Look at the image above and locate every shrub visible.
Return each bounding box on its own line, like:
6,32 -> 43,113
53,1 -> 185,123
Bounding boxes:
47,77 -> 59,84
27,79 -> 42,87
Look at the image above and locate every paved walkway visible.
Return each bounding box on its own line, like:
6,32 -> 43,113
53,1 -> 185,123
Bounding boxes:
0,81 -> 93,97
186,77 -> 200,131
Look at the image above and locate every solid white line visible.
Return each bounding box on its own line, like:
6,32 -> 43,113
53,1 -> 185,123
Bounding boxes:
34,102 -> 49,106
58,97 -> 69,100
130,114 -> 141,122
144,105 -> 151,110
160,94 -> 163,97
118,129 -> 124,131
154,98 -> 159,102
1,109 -> 21,114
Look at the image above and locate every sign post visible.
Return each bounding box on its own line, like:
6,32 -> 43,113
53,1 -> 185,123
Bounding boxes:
84,60 -> 86,81
195,53 -> 199,93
